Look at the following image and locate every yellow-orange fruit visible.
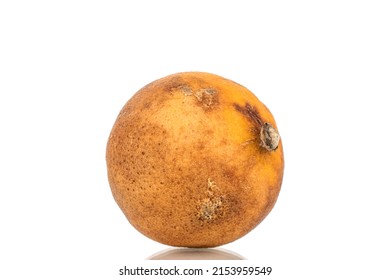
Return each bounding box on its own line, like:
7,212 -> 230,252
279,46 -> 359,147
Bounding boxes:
106,72 -> 284,248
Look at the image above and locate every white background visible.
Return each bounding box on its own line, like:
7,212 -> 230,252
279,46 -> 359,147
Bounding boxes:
1,0 -> 389,279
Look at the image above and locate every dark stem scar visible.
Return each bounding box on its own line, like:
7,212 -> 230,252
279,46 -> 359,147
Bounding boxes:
233,103 -> 280,151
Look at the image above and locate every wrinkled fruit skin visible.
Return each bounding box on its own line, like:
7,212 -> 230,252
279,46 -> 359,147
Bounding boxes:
106,72 -> 284,248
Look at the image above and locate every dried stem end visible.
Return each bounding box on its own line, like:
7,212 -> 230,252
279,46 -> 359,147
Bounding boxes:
260,123 -> 280,151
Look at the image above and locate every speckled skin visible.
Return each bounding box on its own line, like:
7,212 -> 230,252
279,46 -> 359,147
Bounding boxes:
106,72 -> 284,248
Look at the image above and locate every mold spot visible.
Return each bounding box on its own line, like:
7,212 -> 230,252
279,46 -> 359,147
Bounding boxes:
173,84 -> 218,109
197,196 -> 225,221
178,85 -> 193,96
163,76 -> 186,93
196,178 -> 226,222
194,88 -> 218,108
207,178 -> 219,196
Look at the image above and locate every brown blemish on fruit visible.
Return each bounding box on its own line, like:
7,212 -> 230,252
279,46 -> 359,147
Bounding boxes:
233,103 -> 264,127
194,88 -> 218,108
196,178 -> 226,222
142,101 -> 151,110
178,85 -> 193,96
197,196 -> 224,221
163,76 -> 186,93
207,178 -> 218,194
234,103 -> 280,151
180,86 -> 218,109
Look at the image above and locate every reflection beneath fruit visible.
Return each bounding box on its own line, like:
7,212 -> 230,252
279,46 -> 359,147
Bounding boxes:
147,248 -> 246,260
